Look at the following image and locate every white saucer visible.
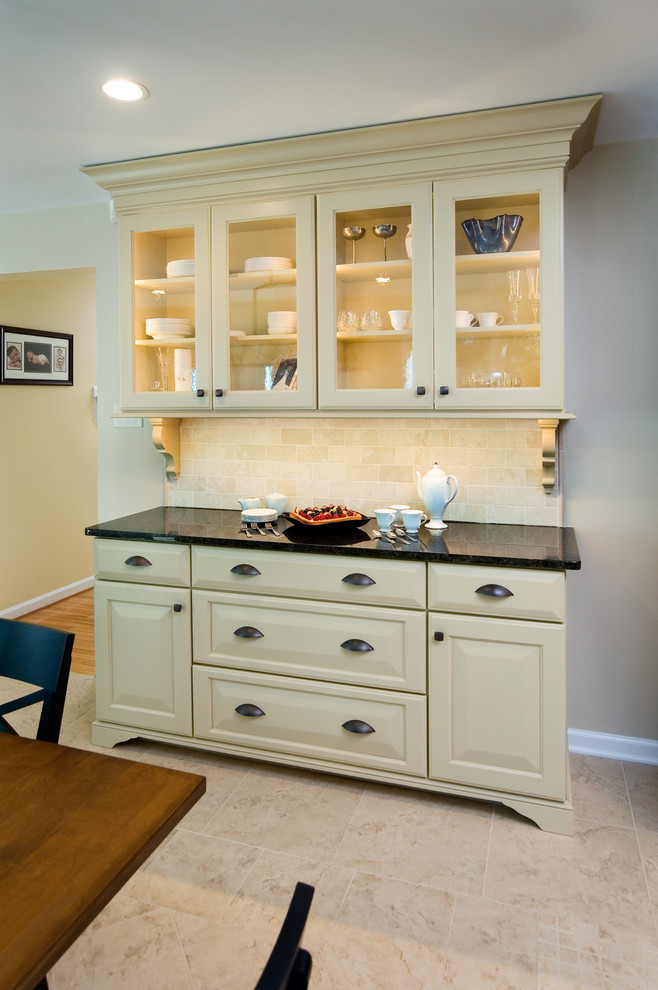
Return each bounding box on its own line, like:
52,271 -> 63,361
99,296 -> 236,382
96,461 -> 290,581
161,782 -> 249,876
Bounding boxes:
241,507 -> 278,522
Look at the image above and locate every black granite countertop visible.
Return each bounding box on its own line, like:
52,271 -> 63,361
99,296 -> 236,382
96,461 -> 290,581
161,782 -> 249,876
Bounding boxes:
85,507 -> 580,570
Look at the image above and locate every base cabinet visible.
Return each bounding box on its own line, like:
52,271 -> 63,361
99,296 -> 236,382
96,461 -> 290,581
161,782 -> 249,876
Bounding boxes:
92,540 -> 573,833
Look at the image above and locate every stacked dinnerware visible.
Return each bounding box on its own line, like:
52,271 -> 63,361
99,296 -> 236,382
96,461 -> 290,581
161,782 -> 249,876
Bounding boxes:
244,256 -> 293,273
267,311 -> 297,335
145,318 -> 193,341
166,259 -> 195,278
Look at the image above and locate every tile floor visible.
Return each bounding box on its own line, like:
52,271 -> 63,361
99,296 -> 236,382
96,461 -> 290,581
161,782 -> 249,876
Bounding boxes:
4,672 -> 657,989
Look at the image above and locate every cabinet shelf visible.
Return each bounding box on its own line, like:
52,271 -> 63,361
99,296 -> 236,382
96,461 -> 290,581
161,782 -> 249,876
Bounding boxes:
230,333 -> 297,345
336,259 -> 411,283
135,338 -> 195,349
135,277 -> 195,293
456,249 -> 539,275
228,269 -> 297,290
337,330 -> 412,342
456,323 -> 539,339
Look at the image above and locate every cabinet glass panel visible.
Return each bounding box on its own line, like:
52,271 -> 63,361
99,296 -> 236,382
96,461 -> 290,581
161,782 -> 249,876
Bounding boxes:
132,225 -> 199,397
334,205 -> 414,391
227,216 -> 299,395
454,193 -> 540,391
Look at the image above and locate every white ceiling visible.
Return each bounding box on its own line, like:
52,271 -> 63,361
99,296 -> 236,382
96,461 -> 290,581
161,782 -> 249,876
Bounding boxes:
2,0 -> 657,216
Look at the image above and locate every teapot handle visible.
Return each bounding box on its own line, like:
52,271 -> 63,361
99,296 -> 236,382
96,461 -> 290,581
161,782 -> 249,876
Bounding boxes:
446,475 -> 459,506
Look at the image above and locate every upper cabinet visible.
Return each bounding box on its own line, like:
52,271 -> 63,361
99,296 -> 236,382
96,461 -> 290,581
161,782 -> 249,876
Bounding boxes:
84,95 -> 601,417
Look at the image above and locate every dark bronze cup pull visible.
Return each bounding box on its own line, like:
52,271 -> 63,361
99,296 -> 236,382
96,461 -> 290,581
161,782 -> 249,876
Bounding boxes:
475,583 -> 514,598
341,573 -> 376,587
340,639 -> 374,653
234,626 -> 264,639
125,555 -> 152,567
230,563 -> 261,576
235,704 -> 265,717
342,719 -> 375,734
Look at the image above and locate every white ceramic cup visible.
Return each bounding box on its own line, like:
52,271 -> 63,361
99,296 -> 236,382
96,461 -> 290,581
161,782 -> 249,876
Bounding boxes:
455,310 -> 475,328
238,496 -> 261,510
375,508 -> 396,532
388,503 -> 411,525
477,312 -> 504,327
400,509 -> 428,533
388,310 -> 412,331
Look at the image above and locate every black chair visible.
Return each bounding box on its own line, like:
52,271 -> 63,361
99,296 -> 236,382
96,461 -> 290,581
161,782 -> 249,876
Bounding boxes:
0,617 -> 74,743
254,882 -> 315,990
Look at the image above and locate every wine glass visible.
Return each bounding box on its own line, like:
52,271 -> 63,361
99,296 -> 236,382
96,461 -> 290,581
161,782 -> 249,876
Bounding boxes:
342,226 -> 365,264
506,269 -> 523,325
372,224 -> 397,261
526,267 -> 540,323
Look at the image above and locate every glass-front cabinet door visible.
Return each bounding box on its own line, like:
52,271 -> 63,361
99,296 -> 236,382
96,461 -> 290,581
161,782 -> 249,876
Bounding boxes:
120,208 -> 211,411
317,184 -> 433,409
211,198 -> 316,409
434,170 -> 563,409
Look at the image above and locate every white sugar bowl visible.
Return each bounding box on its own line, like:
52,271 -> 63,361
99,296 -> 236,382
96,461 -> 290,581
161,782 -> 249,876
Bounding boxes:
265,491 -> 289,515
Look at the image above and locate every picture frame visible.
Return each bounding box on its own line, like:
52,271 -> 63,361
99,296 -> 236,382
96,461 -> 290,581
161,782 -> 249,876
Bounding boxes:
1,325 -> 74,386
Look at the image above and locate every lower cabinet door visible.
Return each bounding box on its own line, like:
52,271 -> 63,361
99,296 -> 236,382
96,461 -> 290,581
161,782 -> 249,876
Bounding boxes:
193,666 -> 427,776
428,613 -> 566,800
95,581 -> 192,734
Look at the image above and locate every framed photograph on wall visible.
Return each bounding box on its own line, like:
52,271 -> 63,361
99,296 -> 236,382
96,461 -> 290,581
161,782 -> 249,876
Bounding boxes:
1,325 -> 74,385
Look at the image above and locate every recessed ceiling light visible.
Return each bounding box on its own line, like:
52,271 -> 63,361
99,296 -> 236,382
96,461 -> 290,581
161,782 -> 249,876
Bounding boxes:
102,79 -> 149,102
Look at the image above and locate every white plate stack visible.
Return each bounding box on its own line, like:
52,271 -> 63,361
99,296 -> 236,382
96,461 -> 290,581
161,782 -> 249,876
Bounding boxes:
166,259 -> 195,278
244,256 -> 293,273
267,311 -> 297,335
145,318 -> 193,341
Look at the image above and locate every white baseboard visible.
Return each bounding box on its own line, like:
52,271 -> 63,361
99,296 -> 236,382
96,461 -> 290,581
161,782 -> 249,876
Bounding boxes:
569,728 -> 658,765
0,577 -> 94,619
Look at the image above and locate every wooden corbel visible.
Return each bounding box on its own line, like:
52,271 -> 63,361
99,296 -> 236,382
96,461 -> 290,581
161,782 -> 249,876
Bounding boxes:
149,418 -> 181,481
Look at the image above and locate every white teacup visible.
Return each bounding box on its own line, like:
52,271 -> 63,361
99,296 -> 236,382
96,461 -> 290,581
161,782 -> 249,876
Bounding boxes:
400,509 -> 428,534
388,503 -> 411,525
455,310 -> 476,328
375,508 -> 396,532
388,310 -> 412,331
477,312 -> 504,327
238,496 -> 261,510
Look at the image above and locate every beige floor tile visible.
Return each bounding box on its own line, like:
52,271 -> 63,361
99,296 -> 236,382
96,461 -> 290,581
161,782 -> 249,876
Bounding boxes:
52,906 -> 194,990
311,948 -> 437,988
202,764 -> 365,861
324,871 -> 453,986
486,810 -> 655,936
624,761 -> 658,832
334,783 -> 492,894
637,827 -> 658,913
442,893 -> 537,989
128,829 -> 261,918
570,754 -> 634,827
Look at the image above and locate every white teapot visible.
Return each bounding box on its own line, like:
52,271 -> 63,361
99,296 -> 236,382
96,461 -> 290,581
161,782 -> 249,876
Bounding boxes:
416,463 -> 458,530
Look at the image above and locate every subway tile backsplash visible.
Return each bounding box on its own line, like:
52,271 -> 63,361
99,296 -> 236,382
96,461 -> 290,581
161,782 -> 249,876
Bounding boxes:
168,417 -> 561,526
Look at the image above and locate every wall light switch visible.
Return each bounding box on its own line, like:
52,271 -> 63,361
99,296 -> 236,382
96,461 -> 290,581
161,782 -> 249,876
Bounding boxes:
114,417 -> 143,428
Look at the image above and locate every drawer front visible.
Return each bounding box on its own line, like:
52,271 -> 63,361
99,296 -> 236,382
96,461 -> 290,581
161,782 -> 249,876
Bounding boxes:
94,539 -> 190,587
193,666 -> 427,776
192,546 -> 426,608
428,563 -> 565,622
193,591 -> 426,692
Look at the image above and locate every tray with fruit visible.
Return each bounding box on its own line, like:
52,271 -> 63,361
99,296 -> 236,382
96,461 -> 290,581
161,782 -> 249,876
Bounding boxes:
285,504 -> 369,527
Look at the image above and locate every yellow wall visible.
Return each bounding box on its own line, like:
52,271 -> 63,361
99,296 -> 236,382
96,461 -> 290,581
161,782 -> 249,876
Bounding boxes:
0,271 -> 98,610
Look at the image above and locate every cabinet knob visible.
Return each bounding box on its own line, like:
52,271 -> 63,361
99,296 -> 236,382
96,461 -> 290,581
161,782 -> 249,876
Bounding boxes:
439,385 -> 449,395
234,625 -> 264,639
124,555 -> 152,567
433,631 -> 444,641
341,572 -> 376,587
196,388 -> 205,397
416,385 -> 426,396
235,704 -> 265,717
342,719 -> 375,734
475,583 -> 514,598
230,563 -> 261,576
173,603 -> 183,612
215,389 -> 224,397
340,638 -> 374,653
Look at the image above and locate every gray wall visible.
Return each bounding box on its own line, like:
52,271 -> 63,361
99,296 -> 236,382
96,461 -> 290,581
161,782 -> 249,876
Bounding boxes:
563,138 -> 658,741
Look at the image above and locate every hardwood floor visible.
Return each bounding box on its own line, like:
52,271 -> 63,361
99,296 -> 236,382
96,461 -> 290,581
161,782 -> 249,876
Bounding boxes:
19,588 -> 95,675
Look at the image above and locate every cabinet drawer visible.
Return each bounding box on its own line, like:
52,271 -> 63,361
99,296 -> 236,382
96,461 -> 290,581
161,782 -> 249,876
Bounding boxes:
193,591 -> 426,692
428,563 -> 565,622
193,666 -> 427,776
94,539 -> 190,587
192,546 -> 426,608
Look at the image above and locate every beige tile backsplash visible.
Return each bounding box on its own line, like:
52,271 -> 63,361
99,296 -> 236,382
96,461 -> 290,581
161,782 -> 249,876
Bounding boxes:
168,416 -> 562,526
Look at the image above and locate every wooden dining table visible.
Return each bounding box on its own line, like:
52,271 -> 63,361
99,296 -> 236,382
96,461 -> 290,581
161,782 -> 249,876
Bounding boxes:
0,733 -> 206,990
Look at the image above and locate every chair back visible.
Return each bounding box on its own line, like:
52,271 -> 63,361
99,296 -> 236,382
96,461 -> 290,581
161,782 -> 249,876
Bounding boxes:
254,881 -> 314,990
0,618 -> 74,743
